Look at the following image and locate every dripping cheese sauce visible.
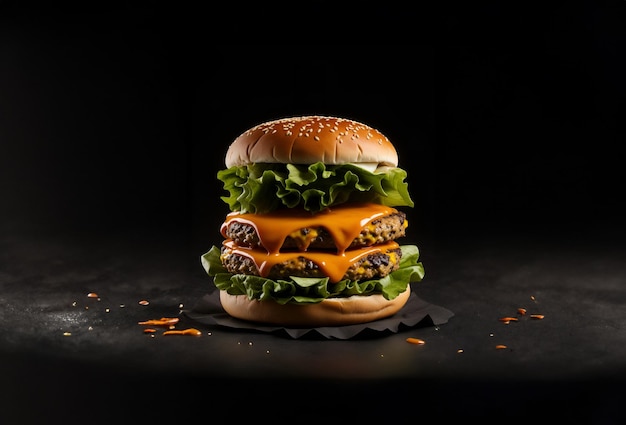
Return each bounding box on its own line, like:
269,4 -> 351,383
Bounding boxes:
220,203 -> 403,283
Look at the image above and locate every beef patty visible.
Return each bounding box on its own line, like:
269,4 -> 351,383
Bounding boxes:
220,245 -> 402,282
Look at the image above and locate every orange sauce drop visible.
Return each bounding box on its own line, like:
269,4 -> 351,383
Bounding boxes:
163,328 -> 202,336
138,317 -> 180,327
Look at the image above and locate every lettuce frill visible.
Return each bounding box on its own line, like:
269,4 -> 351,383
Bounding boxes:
217,162 -> 414,214
200,244 -> 425,305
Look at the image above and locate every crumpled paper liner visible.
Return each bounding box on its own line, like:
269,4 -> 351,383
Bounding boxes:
184,289 -> 454,340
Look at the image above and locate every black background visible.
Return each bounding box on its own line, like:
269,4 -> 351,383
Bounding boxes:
2,3 -> 624,252
0,2 -> 626,250
2,2 -> 626,423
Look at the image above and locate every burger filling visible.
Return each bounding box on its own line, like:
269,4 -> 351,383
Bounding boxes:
204,157 -> 424,306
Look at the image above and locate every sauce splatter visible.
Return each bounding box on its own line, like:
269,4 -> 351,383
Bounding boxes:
163,328 -> 202,336
138,317 -> 180,327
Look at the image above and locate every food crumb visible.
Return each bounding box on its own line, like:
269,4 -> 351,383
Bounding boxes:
138,300 -> 149,306
406,337 -> 425,345
495,344 -> 508,350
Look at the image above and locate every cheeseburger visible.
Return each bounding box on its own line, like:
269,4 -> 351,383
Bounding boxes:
201,116 -> 425,327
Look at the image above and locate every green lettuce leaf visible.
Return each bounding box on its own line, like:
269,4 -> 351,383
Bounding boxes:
200,244 -> 425,305
217,162 -> 414,214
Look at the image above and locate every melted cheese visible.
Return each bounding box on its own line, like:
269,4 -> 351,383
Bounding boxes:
221,203 -> 398,255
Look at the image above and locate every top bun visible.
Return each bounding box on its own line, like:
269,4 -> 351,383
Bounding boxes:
225,116 -> 398,168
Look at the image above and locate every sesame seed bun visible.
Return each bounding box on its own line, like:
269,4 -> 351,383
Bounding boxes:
225,116 -> 398,169
219,285 -> 411,327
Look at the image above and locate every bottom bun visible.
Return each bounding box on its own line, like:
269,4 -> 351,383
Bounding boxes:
219,286 -> 411,327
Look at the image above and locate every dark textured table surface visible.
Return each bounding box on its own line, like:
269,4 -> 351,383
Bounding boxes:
2,226 -> 625,424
